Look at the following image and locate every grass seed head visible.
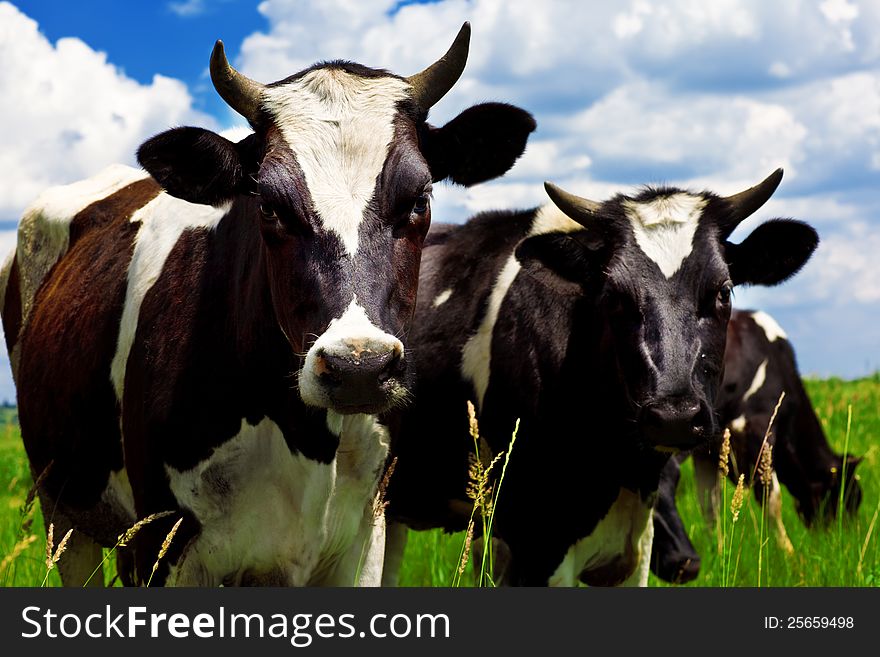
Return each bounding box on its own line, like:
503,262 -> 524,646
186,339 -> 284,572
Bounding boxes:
117,511 -> 175,547
758,443 -> 773,488
149,517 -> 183,584
718,428 -> 731,478
731,474 -> 746,524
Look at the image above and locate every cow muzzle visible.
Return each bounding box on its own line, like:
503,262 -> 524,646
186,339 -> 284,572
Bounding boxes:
312,340 -> 406,414
298,301 -> 408,414
640,395 -> 710,451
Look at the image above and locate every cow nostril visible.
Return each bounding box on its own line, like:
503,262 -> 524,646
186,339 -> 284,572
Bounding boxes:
377,352 -> 404,384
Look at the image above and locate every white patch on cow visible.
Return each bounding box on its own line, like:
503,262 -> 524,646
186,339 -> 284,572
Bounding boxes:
165,414 -> 389,586
750,310 -> 788,343
460,203 -> 583,410
299,298 -> 403,409
4,165 -> 149,376
100,468 -> 136,522
548,488 -> 653,587
730,414 -> 748,433
743,358 -> 769,402
110,192 -> 230,400
262,70 -> 411,257
623,193 -> 707,278
432,288 -> 453,308
460,255 -> 520,411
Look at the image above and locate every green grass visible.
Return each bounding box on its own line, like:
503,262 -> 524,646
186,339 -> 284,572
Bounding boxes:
398,374 -> 880,586
1,374 -> 877,587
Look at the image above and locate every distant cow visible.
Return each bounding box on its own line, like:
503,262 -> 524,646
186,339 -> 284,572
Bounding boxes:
0,24 -> 536,586
692,309 -> 863,549
386,170 -> 818,586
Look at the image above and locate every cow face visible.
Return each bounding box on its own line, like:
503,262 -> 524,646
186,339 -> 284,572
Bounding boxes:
137,25 -> 536,415
516,170 -> 818,451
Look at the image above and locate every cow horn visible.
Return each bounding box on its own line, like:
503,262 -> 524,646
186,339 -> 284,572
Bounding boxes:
544,182 -> 601,227
210,40 -> 266,124
406,22 -> 471,110
720,168 -> 784,237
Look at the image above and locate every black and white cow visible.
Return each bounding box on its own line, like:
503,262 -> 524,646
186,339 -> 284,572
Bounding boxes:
0,24 -> 536,586
386,170 -> 818,586
692,308 -> 863,550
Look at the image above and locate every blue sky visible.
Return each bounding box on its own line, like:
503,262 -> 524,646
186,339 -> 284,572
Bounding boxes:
0,0 -> 878,403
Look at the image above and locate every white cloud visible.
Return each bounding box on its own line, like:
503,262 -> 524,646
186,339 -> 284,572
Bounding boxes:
0,1 -> 216,220
0,0 -> 877,382
168,0 -> 207,17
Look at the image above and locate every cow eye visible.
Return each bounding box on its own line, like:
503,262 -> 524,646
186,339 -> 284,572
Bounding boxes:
260,203 -> 278,220
412,194 -> 430,215
717,283 -> 733,306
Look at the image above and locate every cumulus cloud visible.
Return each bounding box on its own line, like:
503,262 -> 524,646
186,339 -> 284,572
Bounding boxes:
0,1 -> 216,225
0,0 -> 877,380
232,0 -> 879,378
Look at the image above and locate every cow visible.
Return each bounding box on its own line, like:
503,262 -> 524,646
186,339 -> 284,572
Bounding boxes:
0,23 -> 537,586
692,308 -> 863,551
384,169 -> 818,586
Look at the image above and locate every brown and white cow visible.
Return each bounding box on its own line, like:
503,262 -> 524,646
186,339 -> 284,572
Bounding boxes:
0,24 -> 535,586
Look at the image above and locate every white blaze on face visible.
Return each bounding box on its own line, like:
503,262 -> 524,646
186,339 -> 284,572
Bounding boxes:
460,203 -> 583,410
623,193 -> 707,278
299,298 -> 404,408
262,70 -> 412,257
751,310 -> 788,342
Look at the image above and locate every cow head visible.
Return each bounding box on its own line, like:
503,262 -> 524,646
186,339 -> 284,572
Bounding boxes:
137,24 -> 535,415
515,170 -> 818,451
800,454 -> 863,526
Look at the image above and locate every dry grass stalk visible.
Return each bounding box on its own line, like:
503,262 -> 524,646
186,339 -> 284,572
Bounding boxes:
373,457 -> 397,521
465,402 -> 504,521
149,517 -> 183,584
758,443 -> 773,488
751,391 -> 785,485
117,511 -> 175,547
731,474 -> 746,524
0,534 -> 37,575
718,428 -> 731,478
458,519 -> 475,577
44,523 -> 54,570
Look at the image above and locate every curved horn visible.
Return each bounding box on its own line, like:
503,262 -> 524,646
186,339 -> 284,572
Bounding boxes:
720,168 -> 783,237
406,22 -> 471,110
544,182 -> 601,227
210,40 -> 266,124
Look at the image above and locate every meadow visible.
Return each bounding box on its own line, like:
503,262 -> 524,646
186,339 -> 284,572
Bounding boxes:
0,374 -> 877,587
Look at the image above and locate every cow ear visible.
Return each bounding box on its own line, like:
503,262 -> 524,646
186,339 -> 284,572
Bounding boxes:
137,127 -> 243,206
514,231 -> 601,291
725,218 -> 818,286
421,102 -> 536,186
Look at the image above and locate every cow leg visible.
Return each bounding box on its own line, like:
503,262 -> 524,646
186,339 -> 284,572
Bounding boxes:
692,451 -> 720,522
765,471 -> 794,554
470,536 -> 513,586
620,508 -> 654,587
38,492 -> 105,587
313,508 -> 386,587
381,520 -> 409,587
